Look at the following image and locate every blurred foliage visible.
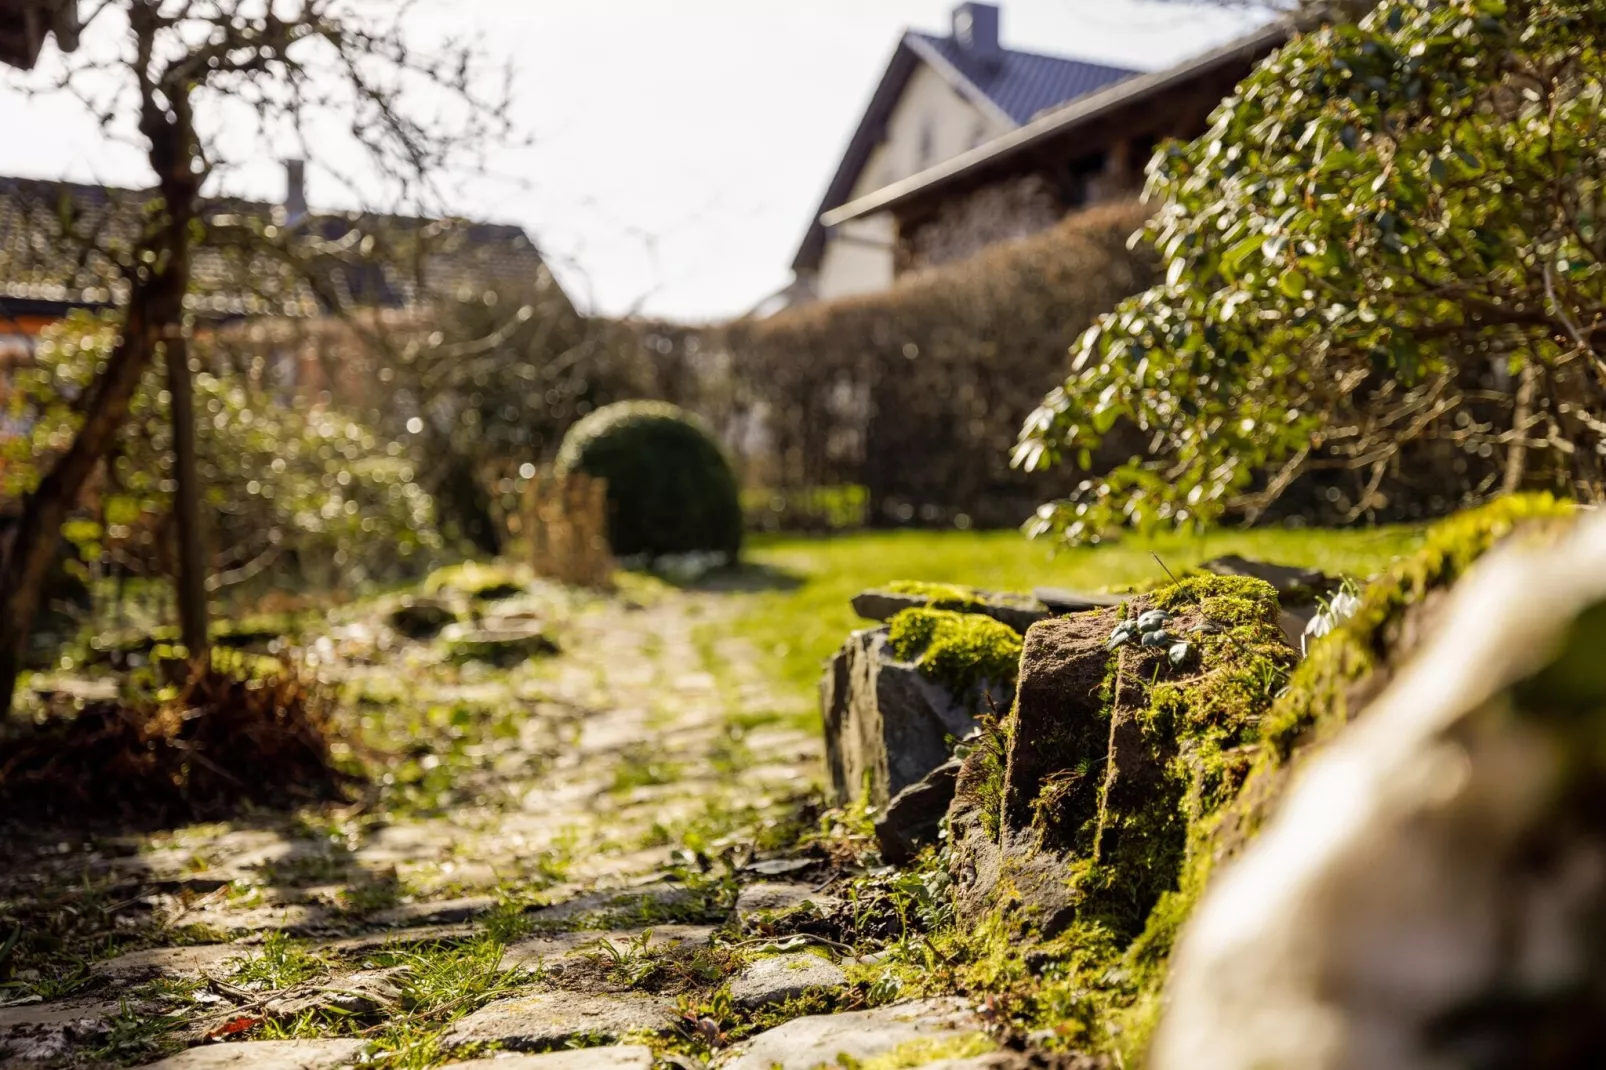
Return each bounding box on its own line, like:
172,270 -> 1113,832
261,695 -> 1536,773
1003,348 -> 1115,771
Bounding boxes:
3,313 -> 438,596
725,201 -> 1157,529
556,400 -> 743,561
345,286 -> 681,556
1018,0 -> 1606,543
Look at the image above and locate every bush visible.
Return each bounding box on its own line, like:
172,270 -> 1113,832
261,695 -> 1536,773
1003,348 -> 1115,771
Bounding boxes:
555,400 -> 742,561
725,201 -> 1156,528
1017,0 -> 1606,541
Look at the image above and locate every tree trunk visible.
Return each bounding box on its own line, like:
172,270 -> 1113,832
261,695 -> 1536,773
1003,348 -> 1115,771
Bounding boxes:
0,274 -> 179,712
0,20 -> 200,712
166,332 -> 210,658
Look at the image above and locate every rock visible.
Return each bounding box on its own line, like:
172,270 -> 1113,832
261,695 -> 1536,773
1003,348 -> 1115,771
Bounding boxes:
388,597 -> 456,639
742,857 -> 813,878
948,581 -> 1292,938
1033,587 -> 1129,613
263,967 -> 409,1020
718,997 -> 985,1070
0,1001 -> 117,1063
1199,554 -> 1332,599
317,924 -> 479,955
367,896 -> 496,928
1153,514 -> 1606,1070
728,953 -> 848,1007
822,627 -> 999,807
90,944 -> 243,982
526,881 -> 703,927
875,758 -> 961,865
734,882 -> 839,928
502,925 -> 715,972
129,1040 -> 365,1070
851,587 -> 1048,634
442,1049 -> 653,1070
443,624 -> 558,665
442,991 -> 674,1051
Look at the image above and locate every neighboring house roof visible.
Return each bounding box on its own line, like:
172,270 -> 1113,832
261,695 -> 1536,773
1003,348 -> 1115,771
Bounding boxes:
905,32 -> 1134,126
0,175 -> 568,328
821,21 -> 1292,230
791,21 -> 1136,274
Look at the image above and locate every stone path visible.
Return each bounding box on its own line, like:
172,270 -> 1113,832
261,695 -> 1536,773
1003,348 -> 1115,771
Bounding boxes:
0,576 -> 997,1069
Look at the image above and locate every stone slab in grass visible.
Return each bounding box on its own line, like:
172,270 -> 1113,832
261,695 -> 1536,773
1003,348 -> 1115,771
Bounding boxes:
443,1048 -> 653,1070
728,952 -> 847,1007
368,895 -> 497,928
0,999 -> 118,1062
733,881 -> 839,927
90,944 -> 243,982
442,991 -> 675,1050
717,998 -> 985,1070
502,925 -> 714,971
526,881 -> 702,926
132,1039 -> 365,1070
318,923 -> 480,956
850,587 -> 1049,634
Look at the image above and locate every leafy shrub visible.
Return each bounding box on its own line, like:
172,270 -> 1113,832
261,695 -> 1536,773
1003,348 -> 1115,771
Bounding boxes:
1017,0 -> 1606,541
3,313 -> 439,595
555,400 -> 742,561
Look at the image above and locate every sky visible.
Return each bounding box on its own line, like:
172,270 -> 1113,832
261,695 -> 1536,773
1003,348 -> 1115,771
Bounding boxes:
0,1 -> 1263,322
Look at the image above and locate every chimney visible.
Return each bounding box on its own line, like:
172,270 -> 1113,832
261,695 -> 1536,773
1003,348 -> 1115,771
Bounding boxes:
952,3 -> 1002,69
284,159 -> 308,224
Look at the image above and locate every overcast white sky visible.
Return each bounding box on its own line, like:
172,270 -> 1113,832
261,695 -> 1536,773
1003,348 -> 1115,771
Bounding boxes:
0,1 -> 1261,323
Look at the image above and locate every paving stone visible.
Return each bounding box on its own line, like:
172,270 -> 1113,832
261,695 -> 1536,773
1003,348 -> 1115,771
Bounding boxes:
442,991 -> 675,1050
263,967 -> 409,1020
728,952 -> 848,1007
503,925 -> 714,971
442,1047 -> 653,1070
318,924 -> 480,955
367,895 -> 496,928
734,882 -> 838,926
90,944 -> 243,982
0,1000 -> 118,1031
131,1039 -> 366,1070
528,881 -> 700,925
717,998 -> 985,1070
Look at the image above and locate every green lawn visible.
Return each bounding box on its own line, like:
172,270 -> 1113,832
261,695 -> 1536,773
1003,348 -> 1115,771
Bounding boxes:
728,524 -> 1425,726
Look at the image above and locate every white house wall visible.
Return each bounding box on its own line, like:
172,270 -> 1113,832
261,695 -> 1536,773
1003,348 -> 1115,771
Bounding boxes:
815,61 -> 1010,301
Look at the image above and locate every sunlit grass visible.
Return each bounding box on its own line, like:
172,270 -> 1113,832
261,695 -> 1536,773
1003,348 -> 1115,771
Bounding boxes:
733,524 -> 1426,729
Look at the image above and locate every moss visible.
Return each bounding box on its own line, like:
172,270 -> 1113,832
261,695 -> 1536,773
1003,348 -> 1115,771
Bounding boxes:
851,1033 -> 996,1068
886,608 -> 1023,700
883,580 -> 986,611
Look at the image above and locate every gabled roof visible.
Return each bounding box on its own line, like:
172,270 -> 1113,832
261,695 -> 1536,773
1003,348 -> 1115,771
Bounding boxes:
905,32 -> 1134,126
0,176 -> 569,325
819,21 -> 1291,230
791,28 -> 1136,273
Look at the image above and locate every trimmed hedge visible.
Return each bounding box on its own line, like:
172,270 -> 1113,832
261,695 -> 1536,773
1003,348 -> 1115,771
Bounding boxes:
555,400 -> 742,561
724,200 -> 1157,528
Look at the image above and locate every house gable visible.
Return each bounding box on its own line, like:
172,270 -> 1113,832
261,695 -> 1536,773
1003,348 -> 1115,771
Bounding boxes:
790,3 -> 1138,298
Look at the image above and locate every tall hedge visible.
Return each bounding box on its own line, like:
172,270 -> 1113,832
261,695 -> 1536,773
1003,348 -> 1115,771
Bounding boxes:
724,200 -> 1156,528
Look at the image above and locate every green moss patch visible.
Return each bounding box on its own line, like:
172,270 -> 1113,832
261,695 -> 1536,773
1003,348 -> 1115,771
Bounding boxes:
886,608 -> 1023,698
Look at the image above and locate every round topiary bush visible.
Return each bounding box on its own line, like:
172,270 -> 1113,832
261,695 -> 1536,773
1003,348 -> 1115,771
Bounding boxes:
555,401 -> 742,562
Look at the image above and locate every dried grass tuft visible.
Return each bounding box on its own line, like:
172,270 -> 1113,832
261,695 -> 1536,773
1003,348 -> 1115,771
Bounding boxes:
0,658 -> 365,826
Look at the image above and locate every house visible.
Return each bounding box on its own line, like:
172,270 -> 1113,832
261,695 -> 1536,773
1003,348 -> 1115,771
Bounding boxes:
0,164 -> 571,379
0,0 -> 78,69
789,2 -> 1138,306
819,21 -> 1290,277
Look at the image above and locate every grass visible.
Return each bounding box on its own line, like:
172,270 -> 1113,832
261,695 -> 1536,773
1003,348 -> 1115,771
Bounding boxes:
733,525 -> 1426,728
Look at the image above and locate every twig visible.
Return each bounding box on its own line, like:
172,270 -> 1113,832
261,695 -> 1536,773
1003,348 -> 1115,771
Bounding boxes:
1150,552 -> 1179,586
